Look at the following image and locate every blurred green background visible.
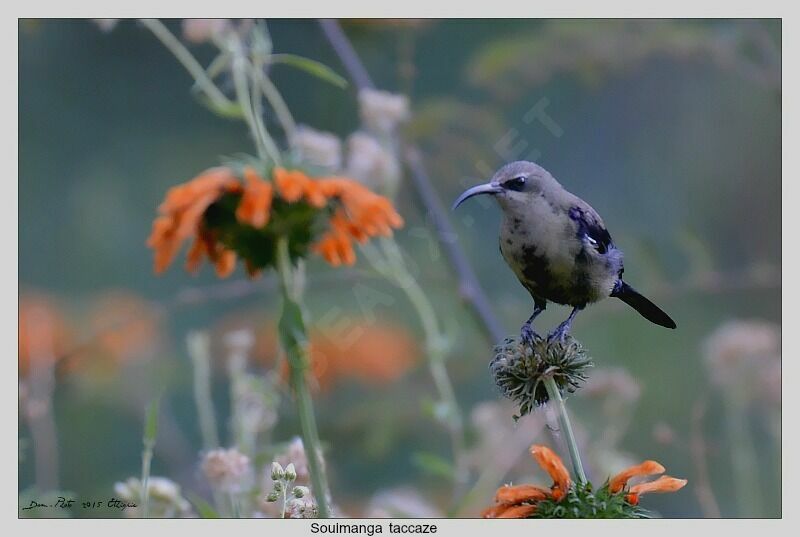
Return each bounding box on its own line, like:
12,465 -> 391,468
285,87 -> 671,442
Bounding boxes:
19,19 -> 780,518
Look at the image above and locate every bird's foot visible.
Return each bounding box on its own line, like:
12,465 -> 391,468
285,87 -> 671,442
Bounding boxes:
520,323 -> 538,347
547,323 -> 571,343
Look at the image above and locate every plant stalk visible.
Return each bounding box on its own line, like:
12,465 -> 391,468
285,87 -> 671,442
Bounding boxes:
725,393 -> 763,517
543,375 -> 586,483
360,239 -> 468,498
140,440 -> 154,518
140,19 -> 233,112
275,236 -> 332,518
187,332 -> 220,451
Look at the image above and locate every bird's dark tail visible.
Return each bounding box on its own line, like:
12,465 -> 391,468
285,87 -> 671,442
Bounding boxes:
611,280 -> 676,329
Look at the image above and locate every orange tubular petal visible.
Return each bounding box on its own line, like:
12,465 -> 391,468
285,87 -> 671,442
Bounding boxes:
236,167 -> 273,228
609,460 -> 666,493
481,505 -> 511,519
495,484 -> 550,505
303,180 -> 328,208
274,167 -> 308,202
158,168 -> 238,214
148,167 -> 240,276
244,260 -> 262,279
338,238 -> 356,266
496,504 -> 537,519
530,445 -> 571,498
625,493 -> 640,505
629,476 -> 688,496
185,235 -> 206,273
214,249 -> 237,278
314,235 -> 341,267
148,216 -> 179,273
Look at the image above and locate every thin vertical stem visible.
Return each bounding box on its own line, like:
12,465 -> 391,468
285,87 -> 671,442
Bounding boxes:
543,376 -> 586,483
724,393 -> 762,517
140,19 -> 233,112
318,19 -> 506,344
187,332 -> 220,451
275,236 -> 332,518
359,239 -> 468,500
140,443 -> 153,518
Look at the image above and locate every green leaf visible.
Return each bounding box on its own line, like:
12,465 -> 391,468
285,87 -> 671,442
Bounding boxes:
189,494 -> 220,519
269,54 -> 348,88
411,451 -> 456,480
143,395 -> 161,446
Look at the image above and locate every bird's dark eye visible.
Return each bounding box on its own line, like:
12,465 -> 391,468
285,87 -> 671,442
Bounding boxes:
505,176 -> 526,191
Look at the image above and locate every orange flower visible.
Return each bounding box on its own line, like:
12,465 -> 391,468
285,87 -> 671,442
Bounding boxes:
307,322 -> 419,390
147,167 -> 240,276
149,165 -> 404,276
213,313 -> 419,391
481,444 -> 687,518
19,292 -> 71,377
88,291 -> 162,366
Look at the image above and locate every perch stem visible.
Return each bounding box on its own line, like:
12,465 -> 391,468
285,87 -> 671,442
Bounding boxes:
543,375 -> 586,483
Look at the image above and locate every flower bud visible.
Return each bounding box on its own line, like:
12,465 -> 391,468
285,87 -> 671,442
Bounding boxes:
284,463 -> 297,482
266,491 -> 279,503
272,480 -> 284,493
271,461 -> 284,481
292,486 -> 310,498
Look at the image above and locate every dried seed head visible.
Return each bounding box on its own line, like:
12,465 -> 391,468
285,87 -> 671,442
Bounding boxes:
490,335 -> 592,418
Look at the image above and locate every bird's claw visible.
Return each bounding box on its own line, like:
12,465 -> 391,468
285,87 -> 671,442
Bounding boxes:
520,323 -> 537,347
547,325 -> 570,343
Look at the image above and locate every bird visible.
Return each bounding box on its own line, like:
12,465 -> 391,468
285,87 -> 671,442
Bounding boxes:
453,160 -> 675,344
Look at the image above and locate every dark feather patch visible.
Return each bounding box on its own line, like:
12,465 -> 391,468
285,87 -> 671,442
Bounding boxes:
569,206 -> 613,254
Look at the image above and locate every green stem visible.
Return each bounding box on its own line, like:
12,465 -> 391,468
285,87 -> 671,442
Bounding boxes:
543,375 -> 586,483
360,239 -> 468,499
258,73 -> 297,139
275,236 -> 332,518
229,492 -> 241,518
140,19 -> 233,112
187,332 -> 220,451
725,393 -> 762,516
140,440 -> 154,518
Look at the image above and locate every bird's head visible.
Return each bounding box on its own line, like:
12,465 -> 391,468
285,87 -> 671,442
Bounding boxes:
452,161 -> 557,212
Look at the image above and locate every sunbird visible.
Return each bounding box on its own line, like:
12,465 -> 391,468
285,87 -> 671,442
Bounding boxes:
453,161 -> 676,344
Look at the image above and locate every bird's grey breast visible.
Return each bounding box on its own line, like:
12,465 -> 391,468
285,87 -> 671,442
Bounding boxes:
499,195 -> 581,303
499,195 -> 622,305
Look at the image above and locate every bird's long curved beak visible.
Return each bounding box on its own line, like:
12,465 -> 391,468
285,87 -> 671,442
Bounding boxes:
451,183 -> 502,210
